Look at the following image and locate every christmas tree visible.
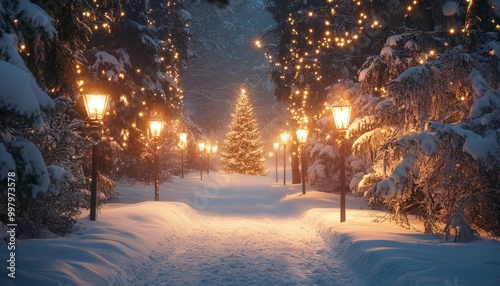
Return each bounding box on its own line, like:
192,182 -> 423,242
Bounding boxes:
221,89 -> 268,176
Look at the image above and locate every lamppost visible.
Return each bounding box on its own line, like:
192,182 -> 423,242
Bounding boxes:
205,142 -> 212,174
280,131 -> 290,185
83,93 -> 109,221
296,129 -> 309,195
211,143 -> 218,172
331,103 -> 352,223
179,132 -> 187,178
198,141 -> 205,180
150,117 -> 165,202
273,142 -> 280,183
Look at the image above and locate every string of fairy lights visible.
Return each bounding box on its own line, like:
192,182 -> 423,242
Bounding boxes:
256,0 -> 477,130
75,1 -> 186,146
12,0 -> 188,148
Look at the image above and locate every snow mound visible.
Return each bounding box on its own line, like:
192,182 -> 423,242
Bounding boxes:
442,1 -> 459,16
380,46 -> 395,57
393,65 -> 425,83
0,60 -> 54,130
386,35 -> 402,47
179,9 -> 192,22
358,67 -> 370,82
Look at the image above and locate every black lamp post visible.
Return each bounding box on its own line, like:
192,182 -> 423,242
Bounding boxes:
198,141 -> 205,180
149,117 -> 165,201
205,142 -> 211,174
83,93 -> 109,221
211,143 -> 218,173
331,103 -> 352,223
280,131 -> 290,185
296,129 -> 309,195
273,142 -> 280,183
179,132 -> 187,178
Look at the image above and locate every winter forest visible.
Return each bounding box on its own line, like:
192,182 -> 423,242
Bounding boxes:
1,0 -> 500,256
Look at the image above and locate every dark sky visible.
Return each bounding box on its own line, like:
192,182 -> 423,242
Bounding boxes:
181,0 -> 276,140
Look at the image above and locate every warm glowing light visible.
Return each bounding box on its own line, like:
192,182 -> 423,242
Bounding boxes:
280,131 -> 290,144
273,142 -> 280,151
179,132 -> 188,144
331,103 -> 352,131
296,129 -> 309,144
83,93 -> 109,120
149,117 -> 165,139
198,141 -> 205,152
205,144 -> 212,154
211,144 -> 218,153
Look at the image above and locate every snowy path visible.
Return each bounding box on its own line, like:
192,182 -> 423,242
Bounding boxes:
119,173 -> 366,286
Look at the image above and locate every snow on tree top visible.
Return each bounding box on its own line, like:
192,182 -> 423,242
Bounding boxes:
386,35 -> 402,47
442,1 -> 459,17
0,60 -> 54,130
404,40 -> 419,51
0,144 -> 16,180
91,51 -> 127,72
469,69 -> 500,118
348,116 -> 375,134
179,9 -> 192,22
429,122 -> 500,164
358,67 -> 370,82
380,46 -> 395,57
16,0 -> 57,38
392,65 -> 425,83
10,138 -> 50,196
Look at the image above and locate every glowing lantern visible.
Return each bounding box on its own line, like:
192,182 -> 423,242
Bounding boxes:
179,132 -> 188,147
331,103 -> 352,135
273,142 -> 280,151
198,141 -> 205,152
296,129 -> 309,144
83,93 -> 109,120
149,117 -> 165,139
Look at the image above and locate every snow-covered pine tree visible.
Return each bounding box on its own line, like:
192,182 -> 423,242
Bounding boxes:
349,1 -> 500,239
221,89 -> 268,176
77,0 -> 190,184
0,0 -> 56,235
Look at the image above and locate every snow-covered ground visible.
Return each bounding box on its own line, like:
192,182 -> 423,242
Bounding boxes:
1,169 -> 500,285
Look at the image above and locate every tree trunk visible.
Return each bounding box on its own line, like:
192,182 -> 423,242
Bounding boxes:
465,0 -> 494,51
291,141 -> 301,184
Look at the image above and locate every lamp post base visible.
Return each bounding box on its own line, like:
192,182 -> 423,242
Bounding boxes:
340,140 -> 346,223
90,142 -> 98,221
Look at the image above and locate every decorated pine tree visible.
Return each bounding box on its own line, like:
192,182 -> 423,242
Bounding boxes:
221,89 -> 268,176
